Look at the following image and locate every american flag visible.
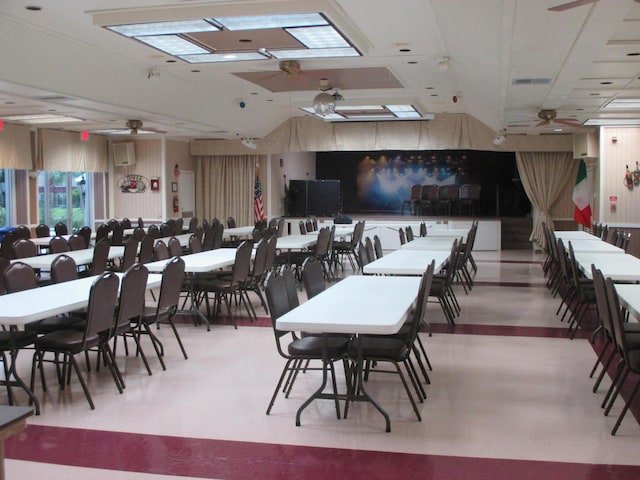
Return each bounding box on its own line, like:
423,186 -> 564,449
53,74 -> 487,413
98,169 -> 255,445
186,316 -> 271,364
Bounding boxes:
254,175 -> 265,222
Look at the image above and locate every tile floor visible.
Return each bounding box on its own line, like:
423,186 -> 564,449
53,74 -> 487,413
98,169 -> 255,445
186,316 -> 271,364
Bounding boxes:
4,249 -> 640,479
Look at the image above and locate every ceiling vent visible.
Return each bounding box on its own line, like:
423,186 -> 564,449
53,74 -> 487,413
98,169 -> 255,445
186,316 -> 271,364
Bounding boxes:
512,78 -> 552,86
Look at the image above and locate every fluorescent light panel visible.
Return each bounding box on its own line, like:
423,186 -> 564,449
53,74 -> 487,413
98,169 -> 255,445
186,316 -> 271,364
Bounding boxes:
108,19 -> 218,36
603,98 -> 640,109
584,118 -> 640,126
270,47 -> 359,59
286,26 -> 349,48
4,114 -> 83,124
181,52 -> 268,63
135,35 -> 209,55
213,13 -> 327,31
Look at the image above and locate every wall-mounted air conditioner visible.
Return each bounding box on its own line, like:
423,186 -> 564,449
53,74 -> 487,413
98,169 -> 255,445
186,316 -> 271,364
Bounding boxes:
113,142 -> 136,167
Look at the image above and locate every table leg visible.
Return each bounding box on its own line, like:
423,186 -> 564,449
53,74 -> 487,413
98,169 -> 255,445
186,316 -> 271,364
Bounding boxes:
7,346 -> 40,416
344,337 -> 391,432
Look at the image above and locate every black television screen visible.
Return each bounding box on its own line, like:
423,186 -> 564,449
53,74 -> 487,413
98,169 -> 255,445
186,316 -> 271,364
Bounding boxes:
287,179 -> 341,217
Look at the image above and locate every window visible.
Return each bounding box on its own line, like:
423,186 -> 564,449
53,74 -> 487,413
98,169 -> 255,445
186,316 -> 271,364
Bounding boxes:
38,171 -> 91,231
0,169 -> 12,228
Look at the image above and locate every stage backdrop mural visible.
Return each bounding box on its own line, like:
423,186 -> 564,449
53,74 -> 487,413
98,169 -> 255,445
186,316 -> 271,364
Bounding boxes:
315,150 -> 528,216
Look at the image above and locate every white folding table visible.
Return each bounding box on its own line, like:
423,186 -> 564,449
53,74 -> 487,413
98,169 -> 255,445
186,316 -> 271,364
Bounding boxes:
567,240 -> 624,254
222,226 -> 255,239
400,237 -> 458,251
0,273 -> 162,415
363,249 -> 449,276
9,246 -> 126,270
276,275 -> 421,432
614,284 -> 640,319
554,231 -> 600,242
574,253 -> 640,282
425,227 -> 469,241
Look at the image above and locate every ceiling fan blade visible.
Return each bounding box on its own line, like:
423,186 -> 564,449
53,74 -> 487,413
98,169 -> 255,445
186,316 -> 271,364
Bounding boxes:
554,119 -> 582,128
535,120 -> 549,127
548,0 -> 599,12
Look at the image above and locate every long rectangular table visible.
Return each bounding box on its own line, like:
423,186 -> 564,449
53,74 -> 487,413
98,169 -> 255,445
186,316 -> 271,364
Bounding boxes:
425,227 -> 469,241
554,231 -> 600,242
566,239 -> 624,254
145,248 -> 249,329
400,237 -> 458,251
614,284 -> 640,319
363,249 -> 449,276
0,273 -> 162,415
276,275 -> 421,431
9,246 -> 125,270
574,253 -> 640,282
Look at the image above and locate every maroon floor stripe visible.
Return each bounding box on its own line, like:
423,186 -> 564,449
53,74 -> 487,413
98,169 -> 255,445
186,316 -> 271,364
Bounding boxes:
6,424 -> 640,480
427,323 -> 589,339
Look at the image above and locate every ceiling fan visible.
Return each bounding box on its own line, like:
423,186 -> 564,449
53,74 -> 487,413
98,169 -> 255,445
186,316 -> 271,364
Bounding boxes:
536,109 -> 582,128
548,0 -> 599,12
122,119 -> 166,135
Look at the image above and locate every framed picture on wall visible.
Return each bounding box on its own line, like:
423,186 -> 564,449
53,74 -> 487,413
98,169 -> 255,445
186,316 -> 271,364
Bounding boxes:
150,178 -> 160,191
171,182 -> 178,192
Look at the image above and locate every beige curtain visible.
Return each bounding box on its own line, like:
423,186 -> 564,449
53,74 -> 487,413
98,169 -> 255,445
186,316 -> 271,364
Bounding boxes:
516,151 -> 577,248
194,155 -> 261,226
36,129 -> 109,172
0,123 -> 32,169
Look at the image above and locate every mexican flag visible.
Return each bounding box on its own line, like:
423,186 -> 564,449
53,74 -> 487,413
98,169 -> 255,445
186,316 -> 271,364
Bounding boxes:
572,159 -> 592,228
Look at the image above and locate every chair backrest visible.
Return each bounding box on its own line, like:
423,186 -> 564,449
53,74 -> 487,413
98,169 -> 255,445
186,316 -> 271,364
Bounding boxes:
54,221 -> 69,236
154,240 -> 170,261
422,184 -> 439,201
409,260 -> 436,341
12,239 -> 37,259
137,217 -> 145,229
591,265 -> 614,340
35,224 -> 50,238
201,223 -> 215,251
230,241 -> 253,286
405,226 -> 414,242
227,216 -> 237,229
175,217 -> 184,234
410,184 -> 422,200
398,228 -> 406,245
0,257 -> 10,294
264,271 -> 293,344
49,235 -> 70,254
78,226 -> 92,247
212,222 -> 224,250
255,219 -> 267,231
419,222 -> 427,237
133,227 -> 146,241
156,256 -> 186,315
189,234 -> 203,254
14,225 -> 31,240
116,263 -> 149,328
4,261 -> 37,292
159,222 -> 173,238
252,227 -> 263,243
95,223 -> 111,243
89,238 -> 111,276
107,218 -> 119,230
251,239 -> 269,280
305,219 -> 314,233
68,234 -> 87,251
264,236 -> 278,273
302,257 -> 325,299
194,225 -> 204,242
298,220 -> 307,235
51,254 -> 79,283
314,227 -> 330,258
358,241 -> 370,270
604,277 -> 629,360
0,231 -> 17,259
277,217 -> 285,238
121,237 -> 140,271
110,222 -> 125,246
188,217 -> 198,233
121,217 -> 132,229
84,271 -> 120,341
364,237 -> 375,262
147,224 -> 160,239
280,265 -> 300,308
168,236 -> 182,257
373,235 -> 383,259
138,235 -> 155,264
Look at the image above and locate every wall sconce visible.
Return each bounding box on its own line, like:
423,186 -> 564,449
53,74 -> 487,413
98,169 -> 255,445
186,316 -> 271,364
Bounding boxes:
612,136 -> 618,144
492,130 -> 506,146
173,163 -> 181,177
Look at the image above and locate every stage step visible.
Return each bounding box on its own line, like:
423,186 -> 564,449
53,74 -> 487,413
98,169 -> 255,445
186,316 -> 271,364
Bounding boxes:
501,216 -> 533,250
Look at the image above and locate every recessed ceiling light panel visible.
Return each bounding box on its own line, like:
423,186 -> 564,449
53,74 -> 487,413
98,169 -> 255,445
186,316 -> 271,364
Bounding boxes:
108,19 -> 218,36
214,13 -> 327,30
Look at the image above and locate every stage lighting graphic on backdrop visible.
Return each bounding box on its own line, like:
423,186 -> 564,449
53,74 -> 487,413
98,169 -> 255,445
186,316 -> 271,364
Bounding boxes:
316,150 -> 525,216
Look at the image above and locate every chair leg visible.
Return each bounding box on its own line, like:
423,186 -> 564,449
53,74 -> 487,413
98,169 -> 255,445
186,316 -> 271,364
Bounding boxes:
266,359 -> 294,415
611,378 -> 640,435
69,354 -> 95,410
166,317 -> 188,360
